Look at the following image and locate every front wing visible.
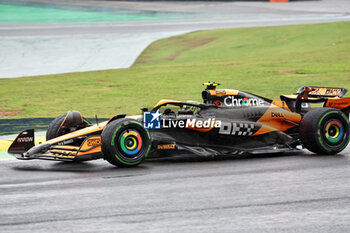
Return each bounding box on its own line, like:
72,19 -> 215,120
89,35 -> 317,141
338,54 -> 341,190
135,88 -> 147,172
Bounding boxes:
8,129 -> 103,162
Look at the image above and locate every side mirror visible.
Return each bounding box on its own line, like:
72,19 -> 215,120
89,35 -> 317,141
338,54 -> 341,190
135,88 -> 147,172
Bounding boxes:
140,107 -> 148,112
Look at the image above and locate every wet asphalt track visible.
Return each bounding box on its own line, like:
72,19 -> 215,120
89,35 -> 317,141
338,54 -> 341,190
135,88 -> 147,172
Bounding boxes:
1,0 -> 350,231
0,146 -> 349,232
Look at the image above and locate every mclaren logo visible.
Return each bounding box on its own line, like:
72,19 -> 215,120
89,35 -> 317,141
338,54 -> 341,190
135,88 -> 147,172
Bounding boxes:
17,137 -> 33,143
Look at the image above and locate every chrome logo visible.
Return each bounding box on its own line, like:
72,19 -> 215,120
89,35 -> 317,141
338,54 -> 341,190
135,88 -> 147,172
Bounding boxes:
242,98 -> 249,106
120,130 -> 142,155
325,120 -> 344,143
224,96 -> 264,107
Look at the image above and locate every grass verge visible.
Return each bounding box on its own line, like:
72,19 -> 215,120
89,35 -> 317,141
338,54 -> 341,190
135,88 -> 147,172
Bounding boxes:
0,21 -> 349,119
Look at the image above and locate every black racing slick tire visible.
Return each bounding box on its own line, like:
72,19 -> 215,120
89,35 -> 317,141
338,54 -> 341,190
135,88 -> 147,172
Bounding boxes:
46,113 -> 91,140
300,108 -> 350,155
101,118 -> 151,167
46,114 -> 67,140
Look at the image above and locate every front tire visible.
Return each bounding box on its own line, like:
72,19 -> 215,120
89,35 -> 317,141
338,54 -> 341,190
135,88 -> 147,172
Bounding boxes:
46,112 -> 91,140
300,108 -> 350,154
46,114 -> 67,140
101,118 -> 151,167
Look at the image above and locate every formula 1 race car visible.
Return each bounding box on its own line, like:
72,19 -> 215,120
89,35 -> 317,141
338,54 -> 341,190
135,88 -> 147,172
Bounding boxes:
8,82 -> 350,167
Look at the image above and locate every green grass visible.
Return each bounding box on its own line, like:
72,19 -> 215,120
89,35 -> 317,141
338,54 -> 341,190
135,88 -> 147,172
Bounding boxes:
1,22 -> 349,118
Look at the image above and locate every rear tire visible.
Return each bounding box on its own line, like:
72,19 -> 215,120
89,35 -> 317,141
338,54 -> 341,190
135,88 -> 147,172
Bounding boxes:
101,118 -> 151,167
300,108 -> 350,154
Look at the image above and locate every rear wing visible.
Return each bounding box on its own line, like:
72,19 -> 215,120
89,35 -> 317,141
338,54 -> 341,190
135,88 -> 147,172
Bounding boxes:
296,86 -> 347,98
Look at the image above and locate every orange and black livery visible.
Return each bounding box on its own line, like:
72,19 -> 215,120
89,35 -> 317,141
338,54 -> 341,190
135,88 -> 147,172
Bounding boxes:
8,82 -> 350,167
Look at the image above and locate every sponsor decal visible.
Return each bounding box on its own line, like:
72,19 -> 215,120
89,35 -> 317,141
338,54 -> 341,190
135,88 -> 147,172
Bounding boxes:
219,122 -> 255,136
87,138 -> 101,146
216,90 -> 226,95
162,118 -> 221,129
328,101 -> 348,107
17,137 -> 33,143
143,111 -> 221,130
309,87 -> 342,97
325,88 -> 341,96
143,111 -> 161,129
157,144 -> 176,150
271,112 -> 284,118
224,96 -> 264,107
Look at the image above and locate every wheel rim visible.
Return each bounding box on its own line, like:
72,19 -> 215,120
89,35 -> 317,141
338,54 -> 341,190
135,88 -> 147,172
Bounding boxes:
323,119 -> 345,145
118,129 -> 143,158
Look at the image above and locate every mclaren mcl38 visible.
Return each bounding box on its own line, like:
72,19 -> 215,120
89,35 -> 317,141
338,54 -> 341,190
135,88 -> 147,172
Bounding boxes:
8,82 -> 350,167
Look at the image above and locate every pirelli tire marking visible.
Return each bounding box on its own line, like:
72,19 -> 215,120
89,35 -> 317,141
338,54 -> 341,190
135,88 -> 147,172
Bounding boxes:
219,122 -> 255,136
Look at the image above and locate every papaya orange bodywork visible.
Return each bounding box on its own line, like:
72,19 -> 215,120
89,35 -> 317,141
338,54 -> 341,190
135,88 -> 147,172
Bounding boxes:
253,103 -> 301,136
325,97 -> 350,110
